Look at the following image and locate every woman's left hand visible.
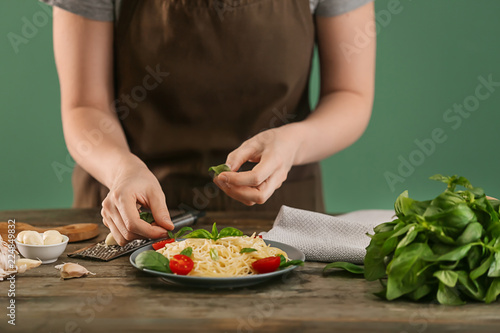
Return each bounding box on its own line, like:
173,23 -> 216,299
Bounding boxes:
213,124 -> 304,206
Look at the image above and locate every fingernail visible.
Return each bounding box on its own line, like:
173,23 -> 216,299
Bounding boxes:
218,176 -> 231,189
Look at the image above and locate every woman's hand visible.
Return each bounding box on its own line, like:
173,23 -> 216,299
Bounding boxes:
101,156 -> 174,246
213,123 -> 305,206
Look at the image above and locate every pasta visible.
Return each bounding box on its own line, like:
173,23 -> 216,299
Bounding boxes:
157,235 -> 288,277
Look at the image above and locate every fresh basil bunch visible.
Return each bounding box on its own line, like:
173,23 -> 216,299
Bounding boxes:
325,175 -> 500,305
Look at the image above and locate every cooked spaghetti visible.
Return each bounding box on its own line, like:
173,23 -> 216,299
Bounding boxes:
156,235 -> 288,277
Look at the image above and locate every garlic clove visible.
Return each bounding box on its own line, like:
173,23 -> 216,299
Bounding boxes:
105,233 -> 118,246
55,262 -> 95,279
16,230 -> 29,243
43,230 -> 64,245
16,258 -> 42,273
17,230 -> 43,245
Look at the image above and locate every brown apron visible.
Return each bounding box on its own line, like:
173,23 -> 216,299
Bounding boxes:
72,0 -> 325,214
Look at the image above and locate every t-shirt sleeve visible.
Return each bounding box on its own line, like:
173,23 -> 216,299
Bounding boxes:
315,0 -> 375,17
39,0 -> 115,21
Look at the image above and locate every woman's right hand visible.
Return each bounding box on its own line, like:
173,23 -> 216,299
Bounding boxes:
101,156 -> 174,246
52,9 -> 174,245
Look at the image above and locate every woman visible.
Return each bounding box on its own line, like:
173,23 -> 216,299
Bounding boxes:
44,0 -> 376,245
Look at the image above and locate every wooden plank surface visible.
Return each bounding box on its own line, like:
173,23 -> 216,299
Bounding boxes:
0,209 -> 499,333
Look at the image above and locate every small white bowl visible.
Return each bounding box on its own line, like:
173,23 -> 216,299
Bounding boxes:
15,233 -> 69,264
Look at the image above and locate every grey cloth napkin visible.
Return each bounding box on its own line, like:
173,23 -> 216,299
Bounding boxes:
261,206 -> 396,264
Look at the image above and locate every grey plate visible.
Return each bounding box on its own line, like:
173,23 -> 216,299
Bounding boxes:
129,239 -> 305,289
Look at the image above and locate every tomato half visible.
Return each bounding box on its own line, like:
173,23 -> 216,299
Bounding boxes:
252,256 -> 281,274
152,238 -> 175,250
169,254 -> 194,275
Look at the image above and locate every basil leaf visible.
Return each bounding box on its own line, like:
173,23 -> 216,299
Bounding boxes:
135,250 -> 171,273
278,254 -> 304,269
218,227 -> 244,239
487,252 -> 500,277
324,262 -> 364,274
467,246 -> 482,270
433,244 -> 473,262
167,231 -> 175,239
280,260 -> 304,269
373,220 -> 398,233
395,226 -> 419,251
430,191 -> 466,210
433,270 -> 458,288
174,227 -> 193,239
386,243 -> 434,300
470,254 -> 494,280
436,282 -> 465,305
208,164 -> 231,178
240,248 -> 257,254
211,223 -> 218,239
210,248 -> 219,261
139,212 -> 155,223
183,229 -> 213,239
456,222 -> 483,245
363,238 -> 387,281
456,270 -> 485,300
485,278 -> 500,304
407,284 -> 433,301
180,247 -> 193,257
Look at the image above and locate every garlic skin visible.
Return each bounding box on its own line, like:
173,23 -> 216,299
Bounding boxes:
105,233 -> 118,246
17,230 -> 43,245
55,262 -> 95,279
43,230 -> 64,245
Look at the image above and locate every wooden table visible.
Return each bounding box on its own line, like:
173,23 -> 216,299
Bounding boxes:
1,209 -> 499,333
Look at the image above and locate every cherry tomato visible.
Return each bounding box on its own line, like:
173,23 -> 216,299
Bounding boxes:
152,238 -> 175,250
252,256 -> 281,274
169,254 -> 194,275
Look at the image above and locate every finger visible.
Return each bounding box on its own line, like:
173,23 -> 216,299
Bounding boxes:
225,143 -> 260,172
220,153 -> 277,187
102,215 -> 127,246
115,195 -> 170,239
147,190 -> 174,230
254,171 -> 287,200
217,183 -> 259,206
107,204 -> 147,242
218,171 -> 286,206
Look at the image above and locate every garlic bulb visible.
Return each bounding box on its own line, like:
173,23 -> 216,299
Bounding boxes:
16,230 -> 43,245
1,235 -> 41,280
55,262 -> 95,279
105,232 -> 118,246
0,234 -> 17,280
43,230 -> 64,245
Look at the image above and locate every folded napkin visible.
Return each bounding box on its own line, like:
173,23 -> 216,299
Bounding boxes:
261,206 -> 396,264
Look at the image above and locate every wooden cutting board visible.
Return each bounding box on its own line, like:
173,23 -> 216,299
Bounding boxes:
0,222 -> 99,243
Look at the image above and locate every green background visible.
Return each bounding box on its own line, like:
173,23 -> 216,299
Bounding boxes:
1,0 -> 499,212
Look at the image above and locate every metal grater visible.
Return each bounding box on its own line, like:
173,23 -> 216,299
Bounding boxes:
67,210 -> 205,261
